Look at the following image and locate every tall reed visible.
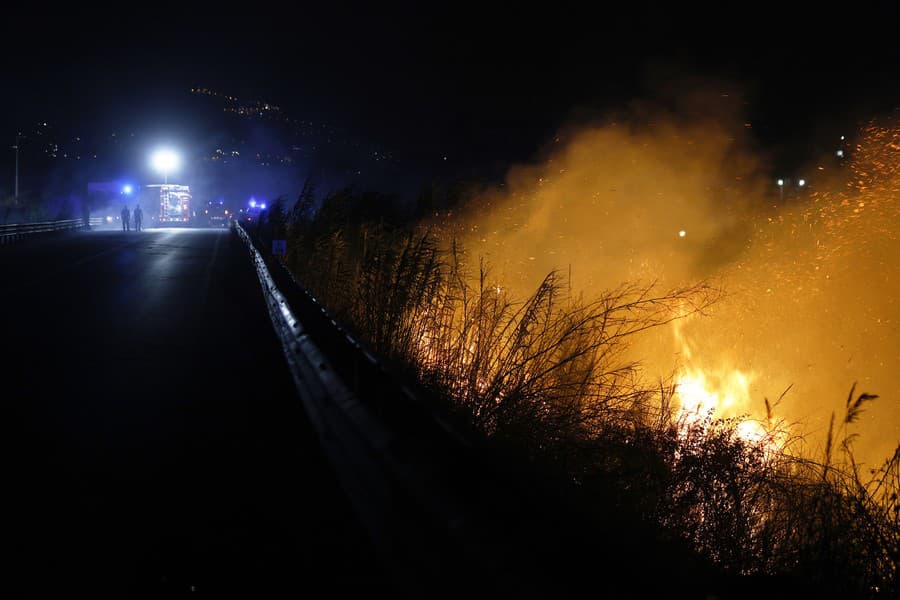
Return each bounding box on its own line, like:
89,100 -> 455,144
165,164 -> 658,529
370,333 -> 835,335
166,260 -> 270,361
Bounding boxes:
280,188 -> 898,598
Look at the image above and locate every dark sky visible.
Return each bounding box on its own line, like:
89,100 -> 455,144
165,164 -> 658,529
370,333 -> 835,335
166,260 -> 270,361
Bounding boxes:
2,2 -> 899,182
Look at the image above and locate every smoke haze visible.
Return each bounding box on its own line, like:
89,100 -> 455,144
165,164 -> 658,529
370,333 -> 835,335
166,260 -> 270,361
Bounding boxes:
457,87 -> 898,466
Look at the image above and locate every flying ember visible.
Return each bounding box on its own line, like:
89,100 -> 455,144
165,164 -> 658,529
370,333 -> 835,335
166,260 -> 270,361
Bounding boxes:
460,107 -> 899,466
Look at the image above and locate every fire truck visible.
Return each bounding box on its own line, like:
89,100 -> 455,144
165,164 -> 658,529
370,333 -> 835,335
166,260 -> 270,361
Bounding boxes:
145,184 -> 193,226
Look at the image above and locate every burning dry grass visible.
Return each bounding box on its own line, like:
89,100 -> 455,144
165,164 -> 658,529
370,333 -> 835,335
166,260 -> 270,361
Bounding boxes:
452,109 -> 900,471
279,205 -> 898,597
265,108 -> 900,596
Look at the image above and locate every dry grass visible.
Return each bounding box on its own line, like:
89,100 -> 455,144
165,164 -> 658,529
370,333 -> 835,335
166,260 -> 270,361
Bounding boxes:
274,189 -> 898,598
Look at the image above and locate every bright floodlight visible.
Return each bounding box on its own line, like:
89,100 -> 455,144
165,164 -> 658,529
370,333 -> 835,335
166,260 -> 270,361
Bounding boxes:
798,179 -> 806,186
249,199 -> 257,208
260,203 -> 267,209
777,179 -> 784,186
122,184 -> 133,194
151,149 -> 180,183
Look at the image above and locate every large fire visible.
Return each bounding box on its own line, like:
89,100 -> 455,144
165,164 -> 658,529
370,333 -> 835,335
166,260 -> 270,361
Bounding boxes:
675,368 -> 769,442
671,317 -> 767,443
458,103 -> 899,466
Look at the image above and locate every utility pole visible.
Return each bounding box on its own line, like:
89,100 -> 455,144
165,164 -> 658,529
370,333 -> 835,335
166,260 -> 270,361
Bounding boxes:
13,133 -> 20,205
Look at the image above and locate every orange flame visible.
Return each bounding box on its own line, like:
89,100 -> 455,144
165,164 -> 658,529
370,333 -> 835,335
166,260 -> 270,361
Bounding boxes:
672,319 -> 773,447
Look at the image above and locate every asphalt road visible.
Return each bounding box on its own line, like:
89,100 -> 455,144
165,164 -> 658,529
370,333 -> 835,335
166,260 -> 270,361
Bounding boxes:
3,227 -> 387,596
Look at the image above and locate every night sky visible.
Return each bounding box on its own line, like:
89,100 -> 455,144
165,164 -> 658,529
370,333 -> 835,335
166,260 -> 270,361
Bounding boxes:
2,2 -> 898,194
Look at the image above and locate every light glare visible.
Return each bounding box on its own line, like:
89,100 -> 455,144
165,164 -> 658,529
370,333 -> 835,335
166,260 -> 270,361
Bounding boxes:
151,149 -> 180,174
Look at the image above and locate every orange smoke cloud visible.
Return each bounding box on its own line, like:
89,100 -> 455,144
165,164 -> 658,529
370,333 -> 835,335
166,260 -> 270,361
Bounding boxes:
456,95 -> 899,466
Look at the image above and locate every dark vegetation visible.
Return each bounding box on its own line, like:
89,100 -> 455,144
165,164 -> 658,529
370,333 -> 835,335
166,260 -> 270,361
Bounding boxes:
249,181 -> 898,599
0,192 -> 78,224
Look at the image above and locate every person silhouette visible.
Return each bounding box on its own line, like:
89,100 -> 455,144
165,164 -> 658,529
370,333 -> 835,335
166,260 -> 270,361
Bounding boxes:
133,204 -> 143,231
121,205 -> 130,231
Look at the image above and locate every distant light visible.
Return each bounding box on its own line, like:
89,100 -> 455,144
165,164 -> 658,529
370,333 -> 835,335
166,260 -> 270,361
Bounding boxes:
260,203 -> 266,209
122,184 -> 133,194
798,179 -> 806,186
224,210 -> 229,215
249,199 -> 257,208
840,135 -> 845,140
836,149 -> 844,157
106,216 -> 113,223
151,149 -> 180,174
678,230 -> 686,238
777,179 -> 784,186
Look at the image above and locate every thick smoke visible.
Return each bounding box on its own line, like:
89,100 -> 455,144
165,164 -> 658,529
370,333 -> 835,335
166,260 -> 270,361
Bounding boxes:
457,89 -> 898,467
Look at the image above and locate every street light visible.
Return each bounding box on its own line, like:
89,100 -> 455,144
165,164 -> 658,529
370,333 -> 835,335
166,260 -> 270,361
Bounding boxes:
777,178 -> 784,202
150,149 -> 180,185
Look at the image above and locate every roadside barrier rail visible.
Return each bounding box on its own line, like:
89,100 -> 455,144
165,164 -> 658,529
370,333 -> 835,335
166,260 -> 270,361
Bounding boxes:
0,218 -> 87,245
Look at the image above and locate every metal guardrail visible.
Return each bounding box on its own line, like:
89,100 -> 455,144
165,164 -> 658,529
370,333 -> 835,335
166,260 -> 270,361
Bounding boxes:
0,218 -> 87,245
234,222 -> 554,598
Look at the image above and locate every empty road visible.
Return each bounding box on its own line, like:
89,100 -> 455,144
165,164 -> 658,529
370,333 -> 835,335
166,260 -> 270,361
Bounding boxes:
3,227 -> 385,596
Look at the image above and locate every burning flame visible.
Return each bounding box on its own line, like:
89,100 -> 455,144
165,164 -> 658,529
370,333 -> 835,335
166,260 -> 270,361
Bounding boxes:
675,367 -> 768,443
672,319 -> 771,446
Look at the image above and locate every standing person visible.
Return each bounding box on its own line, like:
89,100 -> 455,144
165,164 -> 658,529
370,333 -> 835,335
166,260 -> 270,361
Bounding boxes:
121,205 -> 130,231
133,204 -> 143,231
